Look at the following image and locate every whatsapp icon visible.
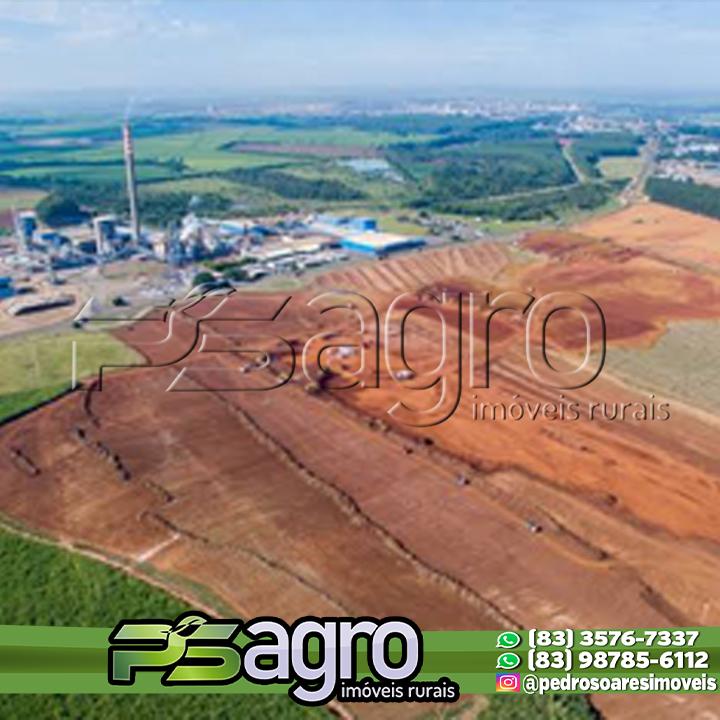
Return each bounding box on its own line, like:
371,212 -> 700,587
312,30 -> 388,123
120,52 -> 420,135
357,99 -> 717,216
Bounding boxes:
496,631 -> 521,649
496,652 -> 521,670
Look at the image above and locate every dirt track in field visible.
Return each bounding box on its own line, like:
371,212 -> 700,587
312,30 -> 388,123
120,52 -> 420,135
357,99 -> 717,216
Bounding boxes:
0,204 -> 719,718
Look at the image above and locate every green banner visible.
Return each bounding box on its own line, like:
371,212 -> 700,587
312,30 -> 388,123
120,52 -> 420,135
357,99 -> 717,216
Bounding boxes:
0,621 -> 719,700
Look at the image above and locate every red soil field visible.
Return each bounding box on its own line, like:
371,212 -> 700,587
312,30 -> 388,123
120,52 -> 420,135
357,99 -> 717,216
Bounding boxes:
0,205 -> 719,717
578,201 -> 720,273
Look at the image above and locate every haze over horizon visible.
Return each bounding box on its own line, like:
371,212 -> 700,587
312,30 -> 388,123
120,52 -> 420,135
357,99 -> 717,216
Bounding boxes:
0,0 -> 719,102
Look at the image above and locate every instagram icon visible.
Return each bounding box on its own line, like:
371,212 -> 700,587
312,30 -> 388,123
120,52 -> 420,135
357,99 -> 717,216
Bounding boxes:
496,673 -> 521,692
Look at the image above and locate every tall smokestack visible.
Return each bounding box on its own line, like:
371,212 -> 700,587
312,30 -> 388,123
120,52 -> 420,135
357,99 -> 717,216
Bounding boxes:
122,121 -> 141,245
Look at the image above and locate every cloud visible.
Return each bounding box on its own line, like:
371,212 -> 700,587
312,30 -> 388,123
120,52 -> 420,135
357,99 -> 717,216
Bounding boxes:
0,0 -> 207,45
0,0 -> 62,26
54,1 -> 211,45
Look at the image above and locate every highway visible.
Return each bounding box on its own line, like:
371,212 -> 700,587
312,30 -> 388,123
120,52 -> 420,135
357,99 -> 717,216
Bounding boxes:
621,135 -> 659,205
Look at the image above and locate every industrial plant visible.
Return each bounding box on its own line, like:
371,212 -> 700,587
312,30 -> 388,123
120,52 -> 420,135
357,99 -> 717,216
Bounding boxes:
0,122 -> 428,320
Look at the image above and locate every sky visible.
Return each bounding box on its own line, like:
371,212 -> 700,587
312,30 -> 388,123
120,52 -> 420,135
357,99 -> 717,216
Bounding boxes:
0,0 -> 719,100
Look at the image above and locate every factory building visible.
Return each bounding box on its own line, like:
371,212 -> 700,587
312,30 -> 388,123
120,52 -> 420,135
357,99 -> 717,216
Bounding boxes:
311,214 -> 378,238
93,215 -> 118,255
0,276 -> 15,300
39,231 -> 69,250
15,211 -> 37,250
71,236 -> 98,255
7,294 -> 75,316
340,232 -> 426,257
219,220 -> 255,236
345,217 -> 377,232
150,233 -> 170,262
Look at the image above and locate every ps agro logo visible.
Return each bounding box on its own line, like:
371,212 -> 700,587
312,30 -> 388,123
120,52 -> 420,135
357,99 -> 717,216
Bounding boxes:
82,286 -> 606,427
108,612 -> 456,705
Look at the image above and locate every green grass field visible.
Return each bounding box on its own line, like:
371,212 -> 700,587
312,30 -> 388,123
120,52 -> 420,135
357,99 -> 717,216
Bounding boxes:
568,135 -> 641,179
0,528 -> 187,625
0,695 -> 323,720
3,122 -> 433,182
70,128 -> 345,172
0,527 -> 325,719
219,124 -> 424,147
5,163 -> 179,184
0,188 -> 47,212
0,118 -> 628,229
607,319 -> 720,415
142,176 -> 246,196
0,330 -> 140,424
598,156 -> 643,180
0,119 -> 119,139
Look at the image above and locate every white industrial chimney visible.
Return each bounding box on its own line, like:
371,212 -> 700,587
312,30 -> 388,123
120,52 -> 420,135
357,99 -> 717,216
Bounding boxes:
122,122 -> 141,245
